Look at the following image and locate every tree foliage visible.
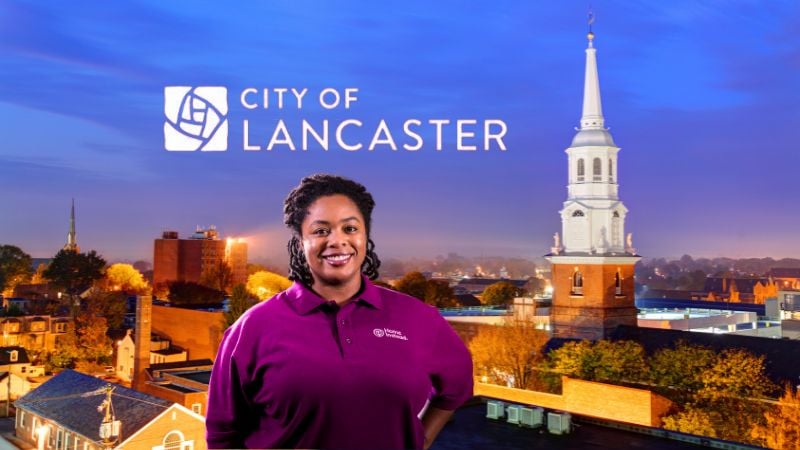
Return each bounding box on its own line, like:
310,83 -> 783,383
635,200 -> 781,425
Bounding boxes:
469,319 -> 549,390
246,271 -> 292,301
649,341 -> 717,404
167,281 -> 224,307
752,385 -> 800,449
85,289 -> 127,330
43,249 -> 106,296
0,244 -> 33,294
542,340 -> 649,391
394,272 -> 458,308
662,348 -> 776,446
105,263 -> 149,294
481,281 -> 524,306
394,272 -> 428,301
201,260 -> 234,293
224,284 -> 257,330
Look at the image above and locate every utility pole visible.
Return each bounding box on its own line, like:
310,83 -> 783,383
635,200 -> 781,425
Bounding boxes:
98,385 -> 120,449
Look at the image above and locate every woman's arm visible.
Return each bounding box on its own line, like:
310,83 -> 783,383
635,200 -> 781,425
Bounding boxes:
421,407 -> 455,450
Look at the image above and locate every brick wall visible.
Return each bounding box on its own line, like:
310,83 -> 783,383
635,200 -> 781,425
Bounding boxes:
475,376 -> 672,427
151,306 -> 223,361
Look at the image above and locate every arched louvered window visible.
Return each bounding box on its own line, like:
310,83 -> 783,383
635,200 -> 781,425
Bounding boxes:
593,157 -> 602,181
577,158 -> 585,182
572,269 -> 584,295
608,158 -> 614,181
572,210 -> 584,217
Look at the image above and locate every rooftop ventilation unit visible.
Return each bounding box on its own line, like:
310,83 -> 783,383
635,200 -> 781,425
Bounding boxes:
519,406 -> 544,428
486,400 -> 505,420
506,405 -> 520,424
547,411 -> 572,435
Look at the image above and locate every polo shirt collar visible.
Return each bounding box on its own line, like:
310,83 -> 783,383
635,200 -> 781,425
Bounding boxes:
288,275 -> 384,315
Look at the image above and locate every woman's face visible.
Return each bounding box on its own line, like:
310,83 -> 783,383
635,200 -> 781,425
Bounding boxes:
299,194 -> 368,289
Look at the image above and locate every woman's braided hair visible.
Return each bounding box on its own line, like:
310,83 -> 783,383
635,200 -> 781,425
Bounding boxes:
283,174 -> 381,286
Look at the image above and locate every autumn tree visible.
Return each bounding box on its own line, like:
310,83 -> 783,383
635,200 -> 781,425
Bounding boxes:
394,272 -> 458,308
246,271 -> 292,301
30,263 -> 48,284
752,385 -> 800,449
481,281 -> 524,306
85,289 -> 127,330
224,284 -> 257,329
469,319 -> 549,390
0,244 -> 33,295
663,348 -> 776,445
105,263 -> 149,294
44,249 -> 106,297
394,272 -> 428,301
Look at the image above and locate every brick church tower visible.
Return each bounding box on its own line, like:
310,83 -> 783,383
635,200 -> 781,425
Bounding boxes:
546,23 -> 640,340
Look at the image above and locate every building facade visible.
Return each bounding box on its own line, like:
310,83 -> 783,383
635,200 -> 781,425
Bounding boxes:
546,28 -> 640,340
153,227 -> 247,293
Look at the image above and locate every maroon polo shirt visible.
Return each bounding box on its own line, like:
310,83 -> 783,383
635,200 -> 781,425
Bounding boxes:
206,276 -> 473,449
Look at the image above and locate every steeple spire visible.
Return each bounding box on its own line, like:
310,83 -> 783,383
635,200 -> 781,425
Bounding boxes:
64,198 -> 79,252
581,11 -> 605,130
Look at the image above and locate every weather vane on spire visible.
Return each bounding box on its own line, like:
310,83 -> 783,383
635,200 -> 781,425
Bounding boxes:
587,6 -> 596,45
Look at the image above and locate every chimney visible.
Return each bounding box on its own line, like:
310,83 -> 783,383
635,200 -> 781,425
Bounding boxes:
133,295 -> 152,391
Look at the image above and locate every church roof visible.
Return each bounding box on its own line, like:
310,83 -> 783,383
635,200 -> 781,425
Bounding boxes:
571,128 -> 616,147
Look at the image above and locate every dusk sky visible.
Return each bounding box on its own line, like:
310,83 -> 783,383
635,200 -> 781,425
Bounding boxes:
1,1 -> 799,265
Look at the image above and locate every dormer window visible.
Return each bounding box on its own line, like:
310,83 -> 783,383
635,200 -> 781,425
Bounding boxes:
9,350 -> 18,363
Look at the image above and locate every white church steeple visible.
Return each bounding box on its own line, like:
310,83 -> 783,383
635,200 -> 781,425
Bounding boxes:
553,22 -> 634,256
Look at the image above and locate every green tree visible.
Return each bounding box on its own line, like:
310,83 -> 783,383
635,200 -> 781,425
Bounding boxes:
481,281 -> 524,306
167,281 -> 224,307
542,339 -> 649,391
224,284 -> 257,329
43,249 -> 106,297
0,245 -> 33,294
394,272 -> 428,301
246,271 -> 292,301
649,341 -> 716,405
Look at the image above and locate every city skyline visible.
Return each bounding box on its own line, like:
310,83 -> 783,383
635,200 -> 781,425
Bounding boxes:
2,2 -> 799,262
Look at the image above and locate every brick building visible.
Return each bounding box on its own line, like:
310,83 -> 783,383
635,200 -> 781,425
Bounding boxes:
153,226 -> 247,294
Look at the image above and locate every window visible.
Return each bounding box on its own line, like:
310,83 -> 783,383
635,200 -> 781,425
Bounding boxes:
576,158 -> 585,182
54,322 -> 67,333
593,157 -> 602,181
157,431 -> 192,450
572,210 -> 584,217
608,158 -> 614,181
9,350 -> 18,362
572,270 -> 583,295
56,428 -> 63,449
613,211 -> 619,218
615,271 -> 622,295
191,403 -> 202,415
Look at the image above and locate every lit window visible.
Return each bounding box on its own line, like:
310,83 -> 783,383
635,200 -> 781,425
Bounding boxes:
572,270 -> 583,295
191,403 -> 202,415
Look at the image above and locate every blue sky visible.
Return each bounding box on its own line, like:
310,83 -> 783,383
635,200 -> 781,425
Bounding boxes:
1,1 -> 799,264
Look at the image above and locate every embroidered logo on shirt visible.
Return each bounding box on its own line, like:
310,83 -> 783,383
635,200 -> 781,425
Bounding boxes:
373,328 -> 408,341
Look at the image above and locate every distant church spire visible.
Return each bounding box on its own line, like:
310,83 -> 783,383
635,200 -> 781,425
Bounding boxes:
64,198 -> 80,252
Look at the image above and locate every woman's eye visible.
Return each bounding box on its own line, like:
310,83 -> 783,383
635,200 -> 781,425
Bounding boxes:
345,226 -> 358,233
313,228 -> 329,236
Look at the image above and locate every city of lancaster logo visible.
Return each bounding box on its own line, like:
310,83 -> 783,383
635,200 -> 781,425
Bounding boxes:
373,328 -> 408,341
164,86 -> 228,151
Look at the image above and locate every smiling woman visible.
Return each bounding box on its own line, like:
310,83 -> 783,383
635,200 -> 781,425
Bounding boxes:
206,174 -> 474,450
